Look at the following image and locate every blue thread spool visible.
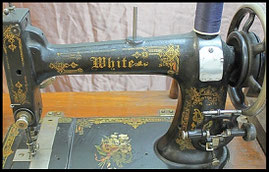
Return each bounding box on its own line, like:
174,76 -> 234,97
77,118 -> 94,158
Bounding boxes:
194,3 -> 224,35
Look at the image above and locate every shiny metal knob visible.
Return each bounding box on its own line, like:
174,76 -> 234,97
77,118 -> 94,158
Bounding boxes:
16,116 -> 29,129
181,131 -> 188,140
15,111 -> 32,129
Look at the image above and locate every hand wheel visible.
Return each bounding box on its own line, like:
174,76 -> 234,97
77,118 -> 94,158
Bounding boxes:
226,3 -> 266,116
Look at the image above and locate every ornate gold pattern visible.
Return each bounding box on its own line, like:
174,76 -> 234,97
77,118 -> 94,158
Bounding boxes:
94,133 -> 132,169
3,25 -> 25,66
2,124 -> 19,168
49,62 -> 83,74
3,26 -> 17,52
131,50 -> 149,59
89,44 -> 179,74
176,100 -> 196,150
202,120 -> 213,130
11,81 -> 28,104
187,86 -> 223,106
191,109 -> 204,130
75,117 -> 172,135
158,44 -> 180,75
176,86 -> 224,150
58,117 -> 73,123
3,25 -> 27,101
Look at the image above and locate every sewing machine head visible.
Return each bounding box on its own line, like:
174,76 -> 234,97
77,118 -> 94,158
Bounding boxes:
3,3 -> 266,169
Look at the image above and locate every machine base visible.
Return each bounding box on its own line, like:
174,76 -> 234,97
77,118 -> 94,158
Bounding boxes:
3,111 -> 229,169
154,138 -> 230,169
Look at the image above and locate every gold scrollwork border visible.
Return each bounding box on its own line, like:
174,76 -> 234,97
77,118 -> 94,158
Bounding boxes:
176,86 -> 224,150
3,25 -> 28,105
2,124 -> 19,168
11,81 -> 29,105
75,116 -> 173,135
49,62 -> 83,74
158,44 -> 180,75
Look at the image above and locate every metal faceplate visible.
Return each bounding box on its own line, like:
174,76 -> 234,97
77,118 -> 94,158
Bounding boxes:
199,37 -> 224,82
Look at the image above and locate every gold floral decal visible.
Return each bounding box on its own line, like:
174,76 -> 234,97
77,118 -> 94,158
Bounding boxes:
131,50 -> 149,59
94,133 -> 132,169
176,100 -> 196,150
49,62 -> 83,74
75,117 -> 172,135
3,25 -> 18,52
175,86 -> 224,150
11,81 -> 28,105
3,25 -> 25,67
158,44 -> 180,75
188,86 -> 223,106
191,109 -> 204,130
203,120 -> 213,130
2,124 -> 19,168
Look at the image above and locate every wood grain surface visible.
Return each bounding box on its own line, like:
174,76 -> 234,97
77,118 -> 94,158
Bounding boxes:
2,91 -> 266,169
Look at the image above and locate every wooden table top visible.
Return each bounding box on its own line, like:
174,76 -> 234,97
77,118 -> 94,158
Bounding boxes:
2,91 -> 266,169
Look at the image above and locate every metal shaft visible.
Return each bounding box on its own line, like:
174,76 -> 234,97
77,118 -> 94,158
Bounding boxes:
133,6 -> 138,40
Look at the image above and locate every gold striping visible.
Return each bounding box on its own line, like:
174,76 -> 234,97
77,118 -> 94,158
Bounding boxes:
75,117 -> 172,135
2,124 -> 20,168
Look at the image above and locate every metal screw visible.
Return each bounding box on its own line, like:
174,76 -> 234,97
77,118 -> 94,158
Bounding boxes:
3,8 -> 9,15
212,158 -> 220,166
19,153 -> 25,157
11,27 -> 19,34
208,48 -> 214,53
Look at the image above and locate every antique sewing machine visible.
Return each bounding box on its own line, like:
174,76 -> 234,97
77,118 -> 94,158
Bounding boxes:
3,3 -> 266,169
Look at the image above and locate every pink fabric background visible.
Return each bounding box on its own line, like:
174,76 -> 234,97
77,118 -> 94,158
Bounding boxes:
2,3 -> 265,93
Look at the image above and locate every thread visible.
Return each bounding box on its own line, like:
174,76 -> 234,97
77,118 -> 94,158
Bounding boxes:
194,3 -> 224,35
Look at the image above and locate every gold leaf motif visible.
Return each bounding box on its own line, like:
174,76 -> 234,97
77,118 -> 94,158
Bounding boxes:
176,86 -> 224,150
70,62 -> 78,68
75,117 -> 172,135
49,62 -> 82,74
94,133 -> 133,169
176,98 -> 196,150
176,136 -> 195,151
158,44 -> 180,75
2,124 -> 19,168
3,26 -> 18,52
58,117 -> 73,123
131,50 -> 149,59
202,120 -> 213,130
191,109 -> 204,130
12,81 -> 28,104
49,62 -> 69,74
131,51 -> 141,59
141,51 -> 149,58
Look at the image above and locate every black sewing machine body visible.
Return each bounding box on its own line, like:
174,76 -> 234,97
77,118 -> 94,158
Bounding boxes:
3,3 -> 266,169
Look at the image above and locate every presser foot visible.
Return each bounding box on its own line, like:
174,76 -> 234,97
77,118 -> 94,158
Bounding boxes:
25,127 -> 39,158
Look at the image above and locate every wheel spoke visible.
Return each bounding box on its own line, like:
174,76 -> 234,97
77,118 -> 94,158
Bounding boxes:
228,87 -> 248,109
252,41 -> 265,55
242,12 -> 255,32
248,75 -> 261,94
